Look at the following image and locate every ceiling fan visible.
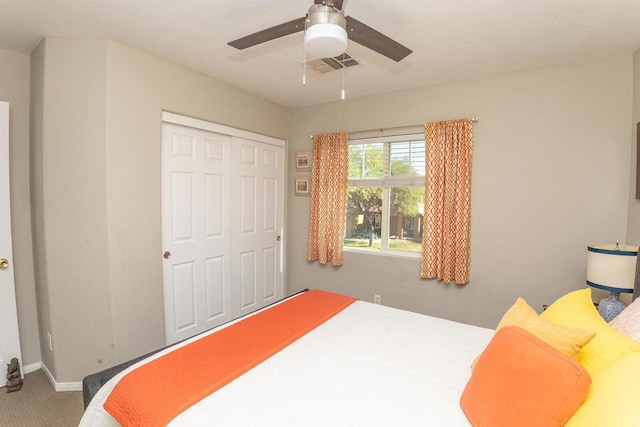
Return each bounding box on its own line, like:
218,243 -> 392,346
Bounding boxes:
228,0 -> 412,62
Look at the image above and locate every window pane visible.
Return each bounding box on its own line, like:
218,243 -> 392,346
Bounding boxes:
344,186 -> 382,250
349,143 -> 384,178
387,187 -> 424,253
390,140 -> 425,177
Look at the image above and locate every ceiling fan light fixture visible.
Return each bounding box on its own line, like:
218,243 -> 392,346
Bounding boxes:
227,1 -> 412,62
304,23 -> 347,58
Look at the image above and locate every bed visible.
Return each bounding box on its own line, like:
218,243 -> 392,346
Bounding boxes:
81,287 -> 640,426
80,289 -> 493,426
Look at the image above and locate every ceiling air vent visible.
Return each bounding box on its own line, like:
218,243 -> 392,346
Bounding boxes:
306,53 -> 360,74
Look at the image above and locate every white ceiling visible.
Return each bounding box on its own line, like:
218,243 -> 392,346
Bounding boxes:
2,0 -> 640,108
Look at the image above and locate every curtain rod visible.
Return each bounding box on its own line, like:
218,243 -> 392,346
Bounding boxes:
310,116 -> 479,140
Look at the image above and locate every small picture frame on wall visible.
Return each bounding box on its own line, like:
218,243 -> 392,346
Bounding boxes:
295,177 -> 311,196
296,152 -> 311,171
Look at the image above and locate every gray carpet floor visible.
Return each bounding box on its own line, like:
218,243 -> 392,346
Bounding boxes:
0,369 -> 84,426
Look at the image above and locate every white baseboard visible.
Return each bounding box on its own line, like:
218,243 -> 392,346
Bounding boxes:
41,362 -> 83,392
23,361 -> 42,374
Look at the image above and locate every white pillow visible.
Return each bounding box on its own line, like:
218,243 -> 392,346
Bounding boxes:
610,298 -> 640,342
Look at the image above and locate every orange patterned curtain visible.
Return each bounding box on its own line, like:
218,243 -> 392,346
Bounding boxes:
421,119 -> 473,284
307,132 -> 349,266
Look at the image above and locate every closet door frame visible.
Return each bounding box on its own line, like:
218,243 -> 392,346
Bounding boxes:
161,112 -> 286,345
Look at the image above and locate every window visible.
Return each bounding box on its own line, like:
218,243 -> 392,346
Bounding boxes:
344,134 -> 425,256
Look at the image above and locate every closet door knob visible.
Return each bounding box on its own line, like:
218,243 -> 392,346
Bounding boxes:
163,251 -> 171,259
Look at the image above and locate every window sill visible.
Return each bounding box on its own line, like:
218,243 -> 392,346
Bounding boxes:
343,247 -> 421,260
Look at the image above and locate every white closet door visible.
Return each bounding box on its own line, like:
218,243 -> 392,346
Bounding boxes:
231,138 -> 285,318
162,123 -> 231,345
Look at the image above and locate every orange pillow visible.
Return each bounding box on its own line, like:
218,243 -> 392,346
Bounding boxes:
460,326 -> 591,427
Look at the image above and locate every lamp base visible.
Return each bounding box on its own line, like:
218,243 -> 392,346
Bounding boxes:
597,293 -> 626,322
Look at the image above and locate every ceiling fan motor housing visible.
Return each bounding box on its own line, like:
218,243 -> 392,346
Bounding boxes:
304,4 -> 347,58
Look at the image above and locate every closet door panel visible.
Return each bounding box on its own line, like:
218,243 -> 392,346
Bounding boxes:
172,261 -> 196,333
232,138 -> 284,317
162,123 -> 232,345
239,251 -> 257,310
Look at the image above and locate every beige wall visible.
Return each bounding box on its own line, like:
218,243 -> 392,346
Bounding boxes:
19,36 -> 640,381
30,37 -> 292,382
31,38 -> 115,381
0,47 -> 40,367
627,49 -> 640,245
288,57 -> 633,328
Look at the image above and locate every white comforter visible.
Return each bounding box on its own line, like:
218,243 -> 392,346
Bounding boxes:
81,298 -> 493,426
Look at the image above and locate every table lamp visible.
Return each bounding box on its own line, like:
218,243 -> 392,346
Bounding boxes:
586,242 -> 638,322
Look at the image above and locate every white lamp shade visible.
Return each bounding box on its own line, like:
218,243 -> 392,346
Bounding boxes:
304,23 -> 348,58
586,244 -> 638,293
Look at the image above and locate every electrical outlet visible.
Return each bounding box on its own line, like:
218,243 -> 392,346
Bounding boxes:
47,332 -> 53,351
374,294 -> 381,305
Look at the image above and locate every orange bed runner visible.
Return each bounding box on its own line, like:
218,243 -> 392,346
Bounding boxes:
103,289 -> 357,426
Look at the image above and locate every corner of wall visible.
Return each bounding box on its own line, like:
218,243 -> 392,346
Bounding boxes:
627,48 -> 640,245
29,37 -> 117,383
29,37 -> 55,377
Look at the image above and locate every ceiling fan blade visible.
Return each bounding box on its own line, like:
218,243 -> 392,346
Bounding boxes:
314,0 -> 344,10
345,16 -> 412,62
228,17 -> 306,50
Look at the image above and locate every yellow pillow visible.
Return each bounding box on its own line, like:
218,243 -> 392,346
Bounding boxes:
541,288 -> 640,375
566,353 -> 640,426
495,297 -> 595,359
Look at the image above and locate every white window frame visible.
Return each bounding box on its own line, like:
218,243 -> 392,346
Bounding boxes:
344,133 -> 425,259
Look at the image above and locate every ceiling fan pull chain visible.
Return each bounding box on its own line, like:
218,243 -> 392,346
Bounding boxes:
341,52 -> 346,100
302,18 -> 308,86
